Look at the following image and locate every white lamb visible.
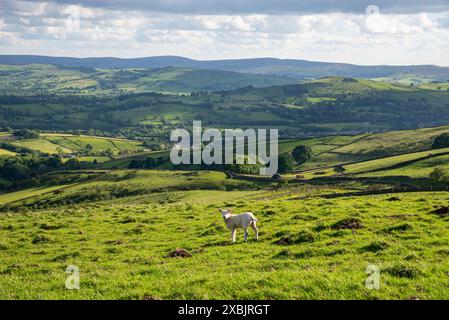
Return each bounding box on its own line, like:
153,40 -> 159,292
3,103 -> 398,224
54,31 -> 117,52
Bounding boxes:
218,208 -> 258,243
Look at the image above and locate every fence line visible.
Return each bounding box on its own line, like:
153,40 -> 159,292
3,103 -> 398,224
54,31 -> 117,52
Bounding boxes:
321,185 -> 449,199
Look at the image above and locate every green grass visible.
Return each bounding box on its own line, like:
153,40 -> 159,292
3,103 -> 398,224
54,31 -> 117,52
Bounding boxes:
302,147 -> 449,178
9,134 -> 144,156
0,148 -> 16,156
344,148 -> 449,174
1,177 -> 449,299
279,135 -> 365,156
0,185 -> 72,205
44,135 -> 142,153
0,170 -> 263,209
334,126 -> 449,156
359,153 -> 449,178
102,150 -> 170,169
0,64 -> 297,95
70,157 -> 111,163
288,126 -> 449,173
11,139 -> 72,154
3,74 -> 449,142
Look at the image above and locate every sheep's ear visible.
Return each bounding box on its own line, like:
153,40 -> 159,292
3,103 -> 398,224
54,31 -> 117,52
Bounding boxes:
218,208 -> 223,212
228,209 -> 233,213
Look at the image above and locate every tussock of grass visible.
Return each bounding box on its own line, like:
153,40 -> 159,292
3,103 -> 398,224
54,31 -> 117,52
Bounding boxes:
331,218 -> 363,230
385,264 -> 422,279
274,230 -> 317,245
383,223 -> 413,234
360,241 -> 389,253
31,234 -> 54,244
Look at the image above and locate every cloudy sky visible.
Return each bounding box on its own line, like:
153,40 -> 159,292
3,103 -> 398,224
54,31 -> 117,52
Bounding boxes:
1,0 -> 449,66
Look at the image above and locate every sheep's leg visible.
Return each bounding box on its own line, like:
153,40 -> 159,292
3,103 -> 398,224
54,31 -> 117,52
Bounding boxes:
251,222 -> 259,240
244,228 -> 249,242
231,229 -> 236,243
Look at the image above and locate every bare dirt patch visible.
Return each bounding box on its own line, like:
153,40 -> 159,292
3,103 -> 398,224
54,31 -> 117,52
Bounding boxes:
167,248 -> 192,258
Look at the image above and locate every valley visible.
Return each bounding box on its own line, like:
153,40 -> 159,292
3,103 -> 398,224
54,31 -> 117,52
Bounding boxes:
1,58 -> 449,300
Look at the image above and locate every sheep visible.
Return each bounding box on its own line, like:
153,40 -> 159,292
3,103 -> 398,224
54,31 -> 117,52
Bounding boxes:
218,208 -> 258,243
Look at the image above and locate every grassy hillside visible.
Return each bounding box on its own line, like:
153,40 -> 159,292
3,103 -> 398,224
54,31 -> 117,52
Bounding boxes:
10,139 -> 73,154
1,170 -> 449,299
2,77 -> 449,139
0,64 -> 297,96
281,126 -> 449,172
1,133 -> 144,157
2,55 -> 449,82
334,126 -> 449,156
299,147 -> 449,179
358,153 -> 449,179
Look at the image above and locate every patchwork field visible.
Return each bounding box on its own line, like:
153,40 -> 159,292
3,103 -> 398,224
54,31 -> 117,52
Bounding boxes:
299,147 -> 449,179
1,60 -> 449,302
333,126 -> 449,156
281,126 -> 449,173
359,153 -> 449,178
3,133 -> 144,157
11,139 -> 73,154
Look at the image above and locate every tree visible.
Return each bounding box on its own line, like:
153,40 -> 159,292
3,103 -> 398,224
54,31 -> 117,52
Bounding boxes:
66,159 -> 81,170
128,159 -> 142,169
430,167 -> 449,183
334,166 -> 346,174
85,144 -> 93,152
104,148 -> 115,157
278,153 -> 296,173
46,157 -> 62,168
432,133 -> 449,149
157,156 -> 167,166
13,129 -> 39,140
226,155 -> 264,175
292,145 -> 313,165
144,157 -> 157,169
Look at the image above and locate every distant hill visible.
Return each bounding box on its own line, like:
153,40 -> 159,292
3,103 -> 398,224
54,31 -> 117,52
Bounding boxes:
0,64 -> 297,95
1,55 -> 449,82
2,77 -> 449,139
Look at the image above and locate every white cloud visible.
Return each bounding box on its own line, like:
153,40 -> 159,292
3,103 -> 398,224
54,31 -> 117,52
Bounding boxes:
364,12 -> 437,34
0,1 -> 448,66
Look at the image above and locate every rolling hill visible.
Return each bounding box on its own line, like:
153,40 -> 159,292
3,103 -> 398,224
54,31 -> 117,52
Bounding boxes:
0,64 -> 297,95
2,55 -> 449,82
3,54 -> 449,302
1,77 -> 449,140
1,168 -> 449,299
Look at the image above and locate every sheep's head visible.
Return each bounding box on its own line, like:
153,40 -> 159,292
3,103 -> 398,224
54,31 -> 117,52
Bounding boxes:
218,208 -> 232,219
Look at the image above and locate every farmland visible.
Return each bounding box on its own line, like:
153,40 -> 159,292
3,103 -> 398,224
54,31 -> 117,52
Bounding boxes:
1,60 -> 449,300
1,121 -> 449,300
0,133 -> 145,158
0,64 -> 297,96
1,123 -> 449,299
2,72 -> 449,141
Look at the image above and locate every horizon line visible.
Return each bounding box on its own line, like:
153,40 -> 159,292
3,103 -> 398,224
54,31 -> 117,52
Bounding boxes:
0,53 -> 447,68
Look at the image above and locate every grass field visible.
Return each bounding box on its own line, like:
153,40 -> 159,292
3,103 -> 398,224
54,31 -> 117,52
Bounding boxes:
5,134 -> 144,156
3,59 -> 449,301
333,126 -> 449,156
283,126 -> 449,172
0,64 -> 296,95
0,149 -> 16,156
1,123 -> 449,300
359,153 -> 449,178
0,185 -> 72,205
1,172 -> 449,299
299,147 -> 449,179
11,139 -> 72,154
